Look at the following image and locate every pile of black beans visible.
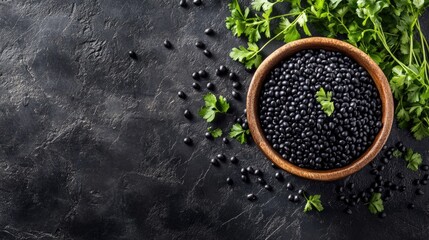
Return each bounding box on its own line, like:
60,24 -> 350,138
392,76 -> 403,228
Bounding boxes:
259,49 -> 382,170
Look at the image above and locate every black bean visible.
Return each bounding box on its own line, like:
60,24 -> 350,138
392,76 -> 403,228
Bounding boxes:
178,91 -> 186,99
379,212 -> 386,218
203,49 -> 212,57
275,172 -> 284,181
413,179 -> 420,186
271,163 -> 279,169
205,132 -> 212,139
421,165 -> 429,171
407,203 -> 415,209
184,109 -> 192,119
336,186 -> 344,193
421,180 -> 428,185
218,65 -> 228,75
195,41 -> 205,49
193,0 -> 202,6
128,50 -> 137,59
338,195 -> 345,201
247,193 -> 257,201
286,182 -> 294,191
297,189 -> 305,196
163,39 -> 172,49
264,184 -> 273,191
241,175 -> 249,183
204,28 -> 215,35
424,174 -> 429,180
344,208 -> 353,215
232,81 -> 241,90
240,168 -> 247,174
230,156 -> 238,164
179,0 -> 187,7
183,137 -> 192,145
210,158 -> 219,166
246,166 -> 255,174
293,195 -> 299,202
226,177 -> 233,185
223,137 -> 230,144
257,177 -> 266,185
232,90 -> 240,100
288,194 -> 294,202
254,169 -> 263,176
192,72 -> 200,80
198,70 -> 208,78
348,182 -> 355,190
216,154 -> 226,162
192,82 -> 201,90
229,72 -> 238,81
206,82 -> 215,91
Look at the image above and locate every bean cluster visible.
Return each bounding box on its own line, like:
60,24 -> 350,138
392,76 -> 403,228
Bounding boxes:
259,49 -> 383,170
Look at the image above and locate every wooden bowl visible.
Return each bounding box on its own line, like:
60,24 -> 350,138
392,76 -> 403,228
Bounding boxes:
246,37 -> 394,181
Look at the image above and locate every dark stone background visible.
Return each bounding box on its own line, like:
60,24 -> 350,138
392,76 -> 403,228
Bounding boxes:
0,0 -> 428,239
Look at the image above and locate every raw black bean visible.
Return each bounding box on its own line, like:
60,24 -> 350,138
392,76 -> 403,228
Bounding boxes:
413,179 -> 420,185
128,50 -> 137,59
203,49 -> 212,57
232,90 -> 240,100
183,137 -> 192,145
254,169 -> 263,176
206,82 -> 215,91
348,182 -> 355,190
293,195 -> 299,202
421,180 -> 428,185
205,132 -> 212,139
232,81 -> 241,90
264,184 -> 273,191
192,72 -> 200,80
415,189 -> 424,195
223,137 -> 230,144
241,175 -> 249,183
344,208 -> 353,215
184,109 -> 192,119
210,158 -> 219,166
163,39 -> 172,49
229,72 -> 238,81
275,172 -> 284,181
193,0 -> 202,6
198,70 -> 208,78
218,65 -> 228,75
336,186 -> 344,193
247,193 -> 257,201
179,0 -> 187,7
288,194 -> 294,202
424,174 -> 429,180
195,41 -> 205,49
407,203 -> 415,209
271,163 -> 279,169
421,165 -> 429,171
240,168 -> 247,174
226,177 -> 233,185
230,156 -> 238,164
257,177 -> 266,185
217,154 -> 226,161
178,91 -> 186,99
338,195 -> 345,201
204,28 -> 215,35
297,189 -> 305,196
192,82 -> 201,90
246,166 -> 255,174
286,182 -> 294,190
379,212 -> 386,218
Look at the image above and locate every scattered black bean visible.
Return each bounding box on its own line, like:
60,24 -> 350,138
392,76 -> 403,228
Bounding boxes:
421,165 -> 429,171
184,109 -> 192,119
377,165 -> 385,172
232,90 -> 240,100
264,184 -> 273,191
163,39 -> 172,49
128,50 -> 137,59
407,203 -> 415,209
271,163 -> 279,169
257,177 -> 266,185
240,168 -> 247,174
348,182 -> 355,190
297,189 -> 305,196
232,81 -> 241,90
204,28 -> 214,35
198,70 -> 208,78
205,132 -> 212,139
246,166 -> 255,174
178,91 -> 186,99
230,156 -> 238,164
336,186 -> 344,193
183,137 -> 192,145
195,41 -> 205,49
192,72 -> 200,80
247,193 -> 257,201
206,82 -> 215,91
376,187 -> 383,193
381,157 -> 389,164
229,72 -> 238,81
210,158 -> 219,166
415,189 -> 424,195
223,137 -> 230,144
286,182 -> 294,191
379,212 -> 386,218
424,174 -> 429,180
179,0 -> 187,7
338,195 -> 345,201
288,194 -> 294,202
218,65 -> 228,75
421,180 -> 428,186
192,82 -> 201,90
370,169 -> 378,175
413,179 -> 420,186
241,175 -> 249,183
217,154 -> 226,161
203,49 -> 212,57
275,172 -> 284,181
226,177 -> 233,185
376,175 -> 383,182
293,195 -> 299,202
254,169 -> 263,176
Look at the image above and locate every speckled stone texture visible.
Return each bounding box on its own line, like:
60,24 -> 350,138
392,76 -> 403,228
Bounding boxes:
0,0 -> 428,239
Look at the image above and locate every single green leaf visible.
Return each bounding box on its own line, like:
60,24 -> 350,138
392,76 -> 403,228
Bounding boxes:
304,195 -> 324,212
217,96 -> 230,113
207,127 -> 223,138
392,149 -> 403,158
404,148 -> 422,171
316,87 -> 335,116
229,123 -> 250,144
368,193 -> 384,214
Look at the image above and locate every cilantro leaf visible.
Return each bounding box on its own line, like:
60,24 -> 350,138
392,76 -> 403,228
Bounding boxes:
404,148 -> 422,171
198,93 -> 230,122
315,87 -> 335,116
229,123 -> 250,144
207,127 -> 222,138
304,194 -> 324,212
368,193 -> 384,214
392,149 -> 403,158
251,0 -> 275,11
230,43 -> 263,69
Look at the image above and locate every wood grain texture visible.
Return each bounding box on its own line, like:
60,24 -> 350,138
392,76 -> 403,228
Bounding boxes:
246,37 -> 394,181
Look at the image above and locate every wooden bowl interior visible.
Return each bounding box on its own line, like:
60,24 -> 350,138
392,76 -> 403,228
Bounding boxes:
246,37 -> 394,181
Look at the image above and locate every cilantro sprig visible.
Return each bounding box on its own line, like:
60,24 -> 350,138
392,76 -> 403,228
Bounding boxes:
404,148 -> 422,171
229,123 -> 250,144
226,0 -> 429,140
368,193 -> 384,214
315,87 -> 335,116
198,93 -> 230,122
207,127 -> 222,138
303,194 -> 324,213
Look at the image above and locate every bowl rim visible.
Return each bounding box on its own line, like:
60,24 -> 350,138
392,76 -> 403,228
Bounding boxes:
246,37 -> 394,181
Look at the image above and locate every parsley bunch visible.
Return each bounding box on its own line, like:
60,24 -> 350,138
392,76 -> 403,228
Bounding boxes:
368,193 -> 384,214
315,87 -> 335,116
226,0 -> 429,140
303,194 -> 324,212
198,93 -> 230,122
392,147 -> 423,171
229,123 -> 250,144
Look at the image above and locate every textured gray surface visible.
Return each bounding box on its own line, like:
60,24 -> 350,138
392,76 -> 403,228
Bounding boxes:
0,0 -> 428,239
